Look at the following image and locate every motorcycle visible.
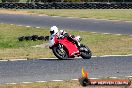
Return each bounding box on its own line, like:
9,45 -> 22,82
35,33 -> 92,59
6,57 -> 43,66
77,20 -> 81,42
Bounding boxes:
49,35 -> 92,60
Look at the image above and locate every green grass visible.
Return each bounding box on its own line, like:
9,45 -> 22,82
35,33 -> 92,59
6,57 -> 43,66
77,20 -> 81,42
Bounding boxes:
0,24 -> 49,48
11,9 -> 132,21
0,24 -> 52,59
0,24 -> 132,59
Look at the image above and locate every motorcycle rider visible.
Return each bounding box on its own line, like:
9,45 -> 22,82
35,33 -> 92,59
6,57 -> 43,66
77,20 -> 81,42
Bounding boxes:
49,26 -> 81,48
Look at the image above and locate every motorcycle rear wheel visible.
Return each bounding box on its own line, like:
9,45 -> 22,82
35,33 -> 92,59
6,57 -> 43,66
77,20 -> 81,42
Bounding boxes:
52,44 -> 68,60
80,44 -> 92,59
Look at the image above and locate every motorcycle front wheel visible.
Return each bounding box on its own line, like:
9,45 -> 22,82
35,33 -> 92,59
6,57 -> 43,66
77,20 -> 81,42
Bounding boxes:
79,44 -> 92,59
52,44 -> 68,60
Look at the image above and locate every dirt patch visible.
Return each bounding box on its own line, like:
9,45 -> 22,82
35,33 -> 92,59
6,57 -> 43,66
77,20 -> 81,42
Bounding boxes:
0,9 -> 47,16
0,9 -> 31,15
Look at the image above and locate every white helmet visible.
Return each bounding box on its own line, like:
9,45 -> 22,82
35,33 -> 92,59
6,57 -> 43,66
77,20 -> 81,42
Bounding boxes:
50,26 -> 59,35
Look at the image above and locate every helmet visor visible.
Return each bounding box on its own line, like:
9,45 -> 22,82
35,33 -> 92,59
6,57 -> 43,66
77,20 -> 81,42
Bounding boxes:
50,30 -> 54,35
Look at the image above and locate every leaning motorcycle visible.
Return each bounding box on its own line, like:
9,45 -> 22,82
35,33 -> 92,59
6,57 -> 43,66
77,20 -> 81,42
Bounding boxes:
49,35 -> 92,60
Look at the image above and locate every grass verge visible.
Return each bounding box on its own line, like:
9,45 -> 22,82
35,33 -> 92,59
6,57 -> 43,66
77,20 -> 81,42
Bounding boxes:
0,24 -> 132,59
1,9 -> 132,21
0,79 -> 131,88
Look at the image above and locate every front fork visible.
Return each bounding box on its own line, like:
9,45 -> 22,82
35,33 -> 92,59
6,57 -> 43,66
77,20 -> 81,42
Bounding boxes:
58,44 -> 64,53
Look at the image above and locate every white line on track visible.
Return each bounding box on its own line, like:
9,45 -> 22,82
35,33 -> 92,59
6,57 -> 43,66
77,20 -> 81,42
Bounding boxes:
127,54 -> 132,56
91,56 -> 97,57
125,76 -> 132,78
44,15 -> 132,23
115,34 -> 122,35
6,83 -> 17,85
17,25 -> 23,26
109,77 -> 118,79
91,32 -> 97,33
4,76 -> 132,84
38,15 -> 43,16
91,32 -> 132,36
71,79 -> 78,81
0,54 -> 132,62
52,80 -> 64,82
0,60 -> 8,62
10,24 -> 14,25
25,26 -> 31,27
36,27 -> 40,28
99,54 -> 132,57
21,82 -> 33,84
52,16 -> 60,18
8,59 -> 27,61
103,33 -> 110,35
90,78 -> 100,79
35,81 -> 47,83
2,24 -> 132,37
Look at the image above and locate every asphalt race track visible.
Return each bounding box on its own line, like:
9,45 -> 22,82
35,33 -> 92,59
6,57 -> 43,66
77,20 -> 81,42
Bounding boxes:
0,14 -> 132,83
0,56 -> 132,83
0,14 -> 132,35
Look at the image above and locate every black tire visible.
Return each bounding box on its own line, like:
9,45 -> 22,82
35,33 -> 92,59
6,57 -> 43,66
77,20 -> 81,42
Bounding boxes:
80,44 -> 92,59
52,44 -> 68,60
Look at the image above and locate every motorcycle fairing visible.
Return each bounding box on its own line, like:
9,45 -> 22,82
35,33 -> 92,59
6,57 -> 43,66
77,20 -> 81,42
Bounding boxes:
59,38 -> 79,57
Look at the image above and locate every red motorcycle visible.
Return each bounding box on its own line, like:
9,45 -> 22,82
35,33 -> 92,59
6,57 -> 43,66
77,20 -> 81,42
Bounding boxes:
49,35 -> 92,60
